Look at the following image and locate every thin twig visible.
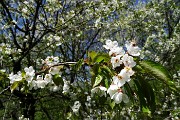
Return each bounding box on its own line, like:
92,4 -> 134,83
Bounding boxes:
35,62 -> 77,75
0,86 -> 10,95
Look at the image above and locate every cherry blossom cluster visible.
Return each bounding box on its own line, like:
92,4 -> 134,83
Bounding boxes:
92,40 -> 140,104
8,56 -> 70,93
107,40 -> 140,104
71,101 -> 81,114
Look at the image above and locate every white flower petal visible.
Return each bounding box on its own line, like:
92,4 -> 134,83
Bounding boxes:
125,41 -> 141,56
113,92 -> 123,104
107,84 -> 118,97
103,40 -> 118,50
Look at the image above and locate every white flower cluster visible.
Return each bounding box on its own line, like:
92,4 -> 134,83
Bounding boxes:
0,43 -> 12,55
18,115 -> 29,120
62,79 -> 70,94
91,86 -> 107,97
71,101 -> 81,114
8,66 -> 54,90
106,40 -> 140,104
47,34 -> 62,46
42,56 -> 59,66
8,56 -> 69,93
91,40 -> 140,104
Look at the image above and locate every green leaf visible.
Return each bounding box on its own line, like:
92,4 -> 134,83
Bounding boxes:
124,83 -> 135,103
90,64 -> 100,76
100,65 -> 112,88
139,60 -> 179,93
104,78 -> 109,88
72,59 -> 83,71
101,65 -> 112,78
139,60 -> 172,83
88,51 -> 98,62
53,74 -> 63,86
93,53 -> 110,63
93,74 -> 103,87
134,79 -> 147,109
142,106 -> 151,117
88,51 -> 110,63
10,81 -> 20,92
0,71 -> 8,88
109,101 -> 116,109
21,71 -> 26,78
134,77 -> 156,113
133,65 -> 145,73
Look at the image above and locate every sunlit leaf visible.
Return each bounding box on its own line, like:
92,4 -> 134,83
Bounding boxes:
53,74 -> 63,86
142,106 -> 151,117
109,101 -> 116,109
139,60 -> 172,82
10,81 -> 20,92
94,53 -> 110,63
139,60 -> 179,93
93,74 -> 103,87
88,51 -> 98,62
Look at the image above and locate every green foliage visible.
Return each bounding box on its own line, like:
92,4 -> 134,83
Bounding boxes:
10,81 -> 20,92
93,74 -> 103,87
88,51 -> 110,63
93,53 -> 110,63
88,51 -> 112,88
109,101 -> 116,109
0,0 -> 179,119
134,77 -> 155,114
139,60 -> 172,83
139,60 -> 179,94
52,74 -> 63,86
0,71 -> 9,88
72,59 -> 84,71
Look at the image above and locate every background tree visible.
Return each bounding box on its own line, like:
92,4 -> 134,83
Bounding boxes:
0,0 -> 179,119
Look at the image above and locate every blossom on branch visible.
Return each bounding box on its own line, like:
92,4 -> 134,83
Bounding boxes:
91,86 -> 107,97
8,72 -> 22,84
107,84 -> 129,104
125,41 -> 141,56
103,39 -> 118,50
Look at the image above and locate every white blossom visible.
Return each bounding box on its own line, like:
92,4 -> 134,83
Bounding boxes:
122,54 -> 136,68
111,55 -> 123,69
29,81 -> 38,90
44,74 -> 53,84
22,8 -> 28,14
24,66 -> 35,82
125,41 -> 141,56
87,96 -> 91,102
18,115 -> 29,120
50,85 -> 60,92
63,79 -> 70,94
109,46 -> 125,56
107,84 -> 129,104
35,75 -> 47,88
71,101 -> 81,114
54,35 -> 60,41
49,66 -> 61,75
121,67 -> 135,77
103,40 -> 118,50
91,86 -> 107,97
42,56 -> 59,66
107,84 -> 119,97
8,71 -> 22,84
113,70 -> 130,87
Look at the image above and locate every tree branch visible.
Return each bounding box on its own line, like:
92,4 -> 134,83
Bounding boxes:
0,1 -> 26,33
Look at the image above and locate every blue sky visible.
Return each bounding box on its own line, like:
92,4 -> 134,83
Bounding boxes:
136,0 -> 149,4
